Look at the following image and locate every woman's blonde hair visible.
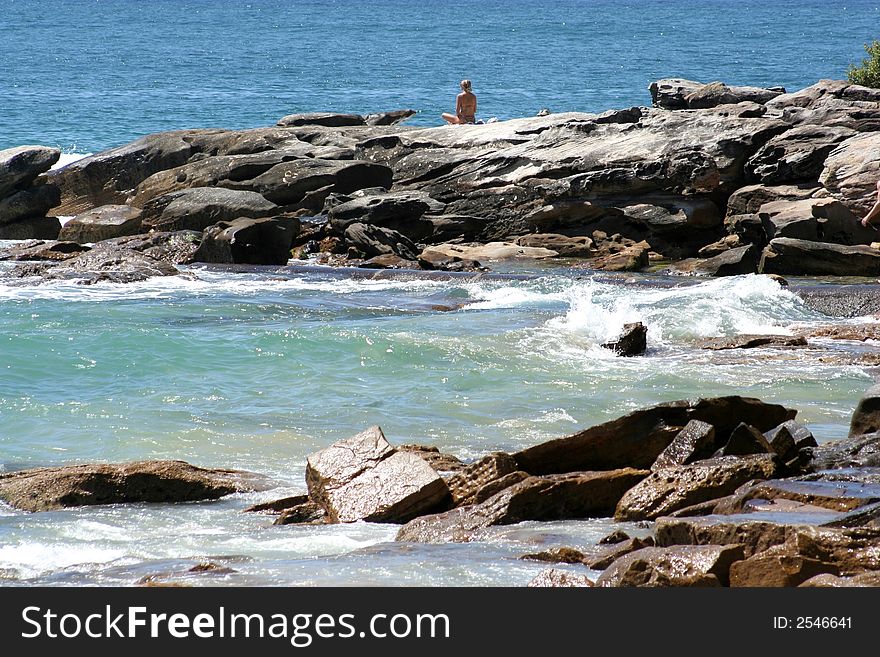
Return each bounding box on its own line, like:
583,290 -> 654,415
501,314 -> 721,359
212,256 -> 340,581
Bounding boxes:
460,79 -> 472,92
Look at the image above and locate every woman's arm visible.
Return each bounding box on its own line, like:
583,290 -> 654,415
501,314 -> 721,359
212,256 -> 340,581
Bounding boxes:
456,94 -> 463,118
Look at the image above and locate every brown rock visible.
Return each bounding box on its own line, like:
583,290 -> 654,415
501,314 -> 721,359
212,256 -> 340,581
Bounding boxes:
0,460 -> 261,512
592,240 -> 650,271
615,454 -> 781,521
759,238 -> 880,277
799,572 -> 880,587
599,529 -> 631,545
786,526 -> 880,574
244,494 -> 309,514
601,322 -> 647,356
699,334 -> 807,350
850,383 -> 880,437
514,233 -> 593,257
655,516 -> 792,558
810,432 -> 880,470
720,423 -> 774,457
305,426 -> 450,523
527,568 -> 594,587
397,445 -> 466,473
520,547 -> 588,565
652,420 -> 715,470
58,205 -> 143,243
729,549 -> 839,587
273,500 -> 327,525
596,545 -> 745,587
444,453 -> 519,507
588,536 -> 655,570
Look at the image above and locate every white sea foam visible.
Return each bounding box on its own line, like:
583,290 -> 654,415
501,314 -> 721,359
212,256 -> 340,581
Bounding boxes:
50,152 -> 91,170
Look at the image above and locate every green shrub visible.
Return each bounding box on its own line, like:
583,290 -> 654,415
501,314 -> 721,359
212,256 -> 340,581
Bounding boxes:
848,40 -> 880,88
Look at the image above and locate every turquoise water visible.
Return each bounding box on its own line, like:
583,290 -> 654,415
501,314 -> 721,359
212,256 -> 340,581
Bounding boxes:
0,268 -> 876,585
1,0 -> 879,152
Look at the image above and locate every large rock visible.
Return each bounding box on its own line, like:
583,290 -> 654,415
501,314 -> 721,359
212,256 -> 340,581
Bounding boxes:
0,460 -> 259,512
328,191 -> 440,239
746,125 -> 857,185
652,420 -> 715,470
444,453 -> 520,507
811,432 -> 880,470
514,233 -> 593,257
672,244 -> 758,276
655,516 -> 793,558
713,476 -> 880,515
800,572 -> 880,587
595,544 -> 745,587
614,454 -> 781,521
0,145 -> 60,198
649,79 -> 783,110
192,216 -> 300,265
820,131 -> 880,215
277,112 -> 366,128
513,396 -> 795,476
729,549 -> 840,587
850,384 -> 880,437
305,426 -> 449,523
419,242 -> 557,262
58,205 -> 143,243
395,469 -> 648,543
140,187 -> 279,232
759,238 -> 880,276
767,79 -> 880,132
0,184 -> 61,226
0,215 -> 61,240
726,183 -> 819,216
698,334 -> 807,350
591,240 -> 650,271
343,223 -> 419,260
31,242 -> 180,284
757,197 -> 876,245
106,230 -> 202,265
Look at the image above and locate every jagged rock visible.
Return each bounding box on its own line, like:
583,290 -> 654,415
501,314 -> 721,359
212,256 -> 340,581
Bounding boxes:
527,568 -> 594,587
655,516 -> 793,558
244,494 -> 309,514
765,420 -> 817,452
759,238 -> 880,276
395,469 -> 648,543
652,420 -> 716,470
595,544 -> 745,587
343,223 -> 419,260
720,423 -> 774,457
767,79 -> 880,132
591,240 -> 649,271
444,453 -> 520,507
729,549 -> 839,587
820,131 -> 880,215
305,426 -> 449,523
587,536 -> 655,570
520,547 -> 589,565
601,322 -> 647,356
514,233 -> 593,257
809,433 -> 880,471
850,384 -> 880,437
273,501 -> 328,525
364,110 -> 417,126
276,112 -> 366,127
713,476 -> 880,516
140,187 -> 280,233
614,454 -> 781,521
513,396 -> 795,475
699,334 -> 808,350
37,243 -> 180,283
0,145 -> 60,198
672,244 -> 758,276
746,125 -> 857,185
0,460 -> 260,512
0,215 -> 61,240
192,216 -> 300,265
58,205 -> 143,243
397,445 -> 466,473
649,79 -> 782,110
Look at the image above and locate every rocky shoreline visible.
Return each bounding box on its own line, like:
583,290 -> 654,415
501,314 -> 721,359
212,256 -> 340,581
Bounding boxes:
2,388 -> 879,587
1,77 -> 880,280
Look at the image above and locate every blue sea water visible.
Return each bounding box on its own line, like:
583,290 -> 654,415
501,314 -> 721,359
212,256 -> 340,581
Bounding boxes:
1,0 -> 879,153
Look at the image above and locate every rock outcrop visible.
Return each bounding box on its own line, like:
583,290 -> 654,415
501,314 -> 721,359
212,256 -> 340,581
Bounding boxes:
0,145 -> 61,239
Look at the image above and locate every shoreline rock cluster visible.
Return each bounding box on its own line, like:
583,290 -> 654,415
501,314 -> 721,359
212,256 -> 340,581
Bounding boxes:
6,387 -> 878,587
2,78 -> 880,281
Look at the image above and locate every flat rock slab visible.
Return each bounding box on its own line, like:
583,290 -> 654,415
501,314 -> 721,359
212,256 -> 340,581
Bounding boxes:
615,454 -> 781,521
656,516 -> 800,558
699,334 -> 808,350
424,242 -> 558,261
595,545 -> 745,587
305,426 -> 449,523
714,478 -> 880,515
397,468 -> 648,543
0,460 -> 261,512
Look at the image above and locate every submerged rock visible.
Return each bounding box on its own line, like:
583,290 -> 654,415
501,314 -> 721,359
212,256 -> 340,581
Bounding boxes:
0,460 -> 260,512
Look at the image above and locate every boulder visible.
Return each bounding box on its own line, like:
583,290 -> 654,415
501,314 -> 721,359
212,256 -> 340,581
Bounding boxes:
759,238 -> 880,276
0,184 -> 61,226
672,244 -> 758,276
720,423 -> 774,457
599,530 -> 631,545
595,544 -> 745,587
652,420 -> 716,470
107,230 -> 202,265
520,547 -> 589,565
417,249 -> 485,272
729,550 -> 839,587
33,243 -> 180,284
789,526 -> 880,573
0,239 -> 87,262
58,205 -> 143,243
746,125 -> 857,185
513,396 -> 795,476
591,240 -> 649,271
799,572 -> 880,587
587,536 -> 655,570
140,187 -> 280,233
0,215 -> 61,240
359,254 -> 421,269
820,131 -> 880,215
395,469 -> 648,543
726,183 -> 819,216
527,568 -> 594,587
363,110 -> 417,126
418,242 -> 557,262
649,79 -> 782,110
444,453 -> 520,507
655,516 -> 792,558
765,420 -> 817,452
273,501 -> 328,525
614,454 -> 781,521
425,214 -> 491,242
811,432 -> 880,470
396,445 -> 466,473
757,197 -> 876,245
514,233 -> 593,257
276,112 -> 366,127
698,334 -> 807,350
850,384 -> 880,437
305,426 -> 449,523
0,460 -> 260,512
601,322 -> 647,356
0,145 -> 60,198
328,191 -> 438,239
343,222 -> 419,260
192,216 -> 300,265
767,79 -> 880,132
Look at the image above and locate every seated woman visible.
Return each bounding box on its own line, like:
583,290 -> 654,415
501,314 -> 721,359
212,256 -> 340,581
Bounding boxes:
861,180 -> 880,229
442,80 -> 477,125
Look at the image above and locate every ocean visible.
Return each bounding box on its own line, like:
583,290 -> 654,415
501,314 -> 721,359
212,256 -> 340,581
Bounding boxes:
1,0 -> 879,586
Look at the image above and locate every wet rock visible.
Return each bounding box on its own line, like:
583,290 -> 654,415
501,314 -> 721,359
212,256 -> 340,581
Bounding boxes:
0,145 -> 60,198
698,334 -> 808,350
527,568 -> 594,587
601,322 -> 647,356
343,222 -> 419,260
595,544 -> 745,587
0,460 -> 260,512
58,205 -> 143,243
514,233 -> 593,257
811,432 -> 880,470
444,453 -> 520,507
614,454 -> 781,521
789,526 -> 880,573
652,420 -> 716,470
417,249 -> 485,272
43,243 -> 180,283
799,572 -> 880,587
140,187 -> 280,233
396,469 -> 648,543
714,477 -> 880,514
192,216 -> 300,265
729,549 -> 839,587
655,516 -> 792,558
759,238 -> 880,276
587,536 -> 655,570
108,230 -> 202,265
305,426 -> 449,523
520,547 -> 588,565
513,396 -> 795,476
766,420 -> 817,453
591,240 -> 650,271
850,384 -> 880,437
359,254 -> 421,269
397,445 -> 466,473
720,423 -> 774,457
276,112 -> 366,128
273,500 -> 328,525
244,494 -> 309,514
598,529 -> 631,545
746,125 -> 856,185
797,324 -> 880,341
672,244 -> 758,276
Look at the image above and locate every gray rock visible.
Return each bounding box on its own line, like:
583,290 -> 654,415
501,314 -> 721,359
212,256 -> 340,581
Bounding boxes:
850,384 -> 880,437
767,79 -> 880,133
746,125 -> 857,185
698,334 -> 808,350
759,238 -> 880,277
0,215 -> 61,240
0,184 -> 61,226
193,216 -> 300,265
601,322 -> 647,356
140,187 -> 279,233
343,222 -> 419,260
672,244 -> 758,276
276,112 -> 366,128
0,145 -> 60,198
811,433 -> 880,470
58,205 -> 143,243
649,78 -> 783,110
